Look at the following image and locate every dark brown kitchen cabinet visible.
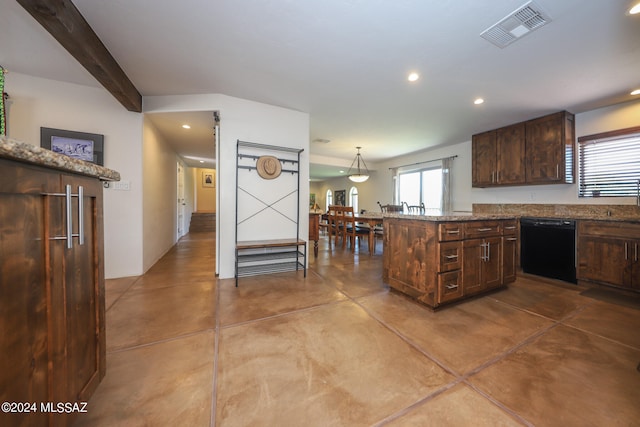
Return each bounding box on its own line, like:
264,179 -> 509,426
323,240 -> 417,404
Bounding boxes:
525,111 -> 575,184
383,217 -> 514,308
502,220 -> 519,284
472,130 -> 497,187
462,221 -> 502,295
0,158 -> 106,427
578,221 -> 640,291
472,111 -> 574,187
471,124 -> 525,187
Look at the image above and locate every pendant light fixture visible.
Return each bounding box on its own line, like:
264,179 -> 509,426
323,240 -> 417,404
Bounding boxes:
347,146 -> 370,183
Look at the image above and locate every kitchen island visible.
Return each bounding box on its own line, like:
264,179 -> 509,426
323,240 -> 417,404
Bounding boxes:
382,213 -> 518,309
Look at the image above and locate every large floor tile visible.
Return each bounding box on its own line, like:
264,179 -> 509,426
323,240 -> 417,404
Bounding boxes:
216,301 -> 454,426
360,291 -> 554,374
468,324 -> 640,426
218,270 -> 347,326
105,276 -> 138,311
490,276 -> 591,320
75,331 -> 215,427
313,259 -> 388,298
106,281 -> 215,351
564,299 -> 640,349
384,383 -> 526,426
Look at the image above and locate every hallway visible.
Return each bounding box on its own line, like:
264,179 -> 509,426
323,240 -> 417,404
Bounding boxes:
75,232 -> 640,426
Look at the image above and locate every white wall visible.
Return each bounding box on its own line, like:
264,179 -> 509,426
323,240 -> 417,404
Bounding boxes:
5,72 -> 144,279
144,94 -> 310,279
142,117 -> 181,271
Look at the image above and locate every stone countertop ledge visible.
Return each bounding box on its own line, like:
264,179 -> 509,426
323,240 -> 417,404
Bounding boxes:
382,212 -> 517,222
0,136 -> 120,181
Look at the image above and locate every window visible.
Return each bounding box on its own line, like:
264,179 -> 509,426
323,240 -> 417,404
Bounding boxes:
398,166 -> 443,212
578,127 -> 640,197
326,189 -> 333,210
349,186 -> 359,213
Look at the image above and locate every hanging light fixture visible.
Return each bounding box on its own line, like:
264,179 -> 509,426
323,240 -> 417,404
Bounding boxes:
347,146 -> 370,183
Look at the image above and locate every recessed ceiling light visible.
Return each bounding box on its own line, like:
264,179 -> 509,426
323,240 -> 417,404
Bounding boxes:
182,124 -> 191,129
339,170 -> 345,174
629,2 -> 640,14
631,89 -> 640,95
474,98 -> 485,105
199,160 -> 205,163
407,72 -> 420,82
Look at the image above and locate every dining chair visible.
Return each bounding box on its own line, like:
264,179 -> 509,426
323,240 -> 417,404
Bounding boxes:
328,205 -> 346,247
341,206 -> 369,252
377,201 -> 404,213
403,202 -> 426,214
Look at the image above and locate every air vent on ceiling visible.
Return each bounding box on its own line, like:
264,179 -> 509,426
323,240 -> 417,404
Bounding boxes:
480,1 -> 551,48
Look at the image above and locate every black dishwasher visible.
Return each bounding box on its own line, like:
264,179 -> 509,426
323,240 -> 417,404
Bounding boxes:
520,217 -> 577,283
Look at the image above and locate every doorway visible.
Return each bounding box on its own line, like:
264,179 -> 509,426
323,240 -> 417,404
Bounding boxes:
177,162 -> 186,239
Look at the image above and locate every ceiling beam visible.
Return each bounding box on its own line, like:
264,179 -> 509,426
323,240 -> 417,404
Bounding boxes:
17,0 -> 142,112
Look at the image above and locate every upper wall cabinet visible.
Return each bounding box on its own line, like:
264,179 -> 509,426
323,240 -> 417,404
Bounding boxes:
472,123 -> 526,186
472,111 -> 575,188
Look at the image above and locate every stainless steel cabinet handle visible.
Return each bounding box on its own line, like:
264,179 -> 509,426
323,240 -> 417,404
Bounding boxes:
505,226 -> 516,230
625,242 -> 628,260
445,284 -> 458,290
78,186 -> 84,245
478,228 -> 492,232
556,164 -> 559,179
447,230 -> 460,235
487,242 -> 491,261
65,184 -> 73,249
506,237 -> 517,241
44,185 -> 84,249
445,254 -> 458,260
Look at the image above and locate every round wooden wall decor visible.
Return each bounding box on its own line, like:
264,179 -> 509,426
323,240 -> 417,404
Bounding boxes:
256,155 -> 282,180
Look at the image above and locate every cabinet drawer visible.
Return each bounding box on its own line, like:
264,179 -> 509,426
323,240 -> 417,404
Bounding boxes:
502,220 -> 518,236
438,271 -> 463,303
439,241 -> 462,272
439,222 -> 463,241
465,221 -> 502,239
578,220 -> 640,240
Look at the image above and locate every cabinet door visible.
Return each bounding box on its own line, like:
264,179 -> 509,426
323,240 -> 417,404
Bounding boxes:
0,162 -> 54,427
632,241 -> 640,290
496,123 -> 525,185
483,237 -> 502,289
577,235 -> 627,288
472,131 -> 496,187
462,238 -> 484,295
502,236 -> 518,283
56,176 -> 105,401
525,112 -> 573,184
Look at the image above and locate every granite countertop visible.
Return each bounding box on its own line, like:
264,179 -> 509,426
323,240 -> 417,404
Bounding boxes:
0,136 -> 120,181
383,212 -> 517,222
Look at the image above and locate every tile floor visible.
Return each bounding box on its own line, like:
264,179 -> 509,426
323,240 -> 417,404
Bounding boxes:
75,232 -> 640,426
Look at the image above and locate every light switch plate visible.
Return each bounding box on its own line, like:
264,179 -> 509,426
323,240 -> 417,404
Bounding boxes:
113,180 -> 131,191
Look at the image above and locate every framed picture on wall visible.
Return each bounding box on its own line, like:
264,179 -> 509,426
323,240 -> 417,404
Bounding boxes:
202,171 -> 215,188
41,127 -> 104,165
335,189 -> 346,206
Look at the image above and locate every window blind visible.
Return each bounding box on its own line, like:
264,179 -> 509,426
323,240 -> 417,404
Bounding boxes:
578,130 -> 640,197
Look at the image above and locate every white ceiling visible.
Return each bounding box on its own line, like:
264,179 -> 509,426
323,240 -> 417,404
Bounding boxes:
1,0 -> 639,178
